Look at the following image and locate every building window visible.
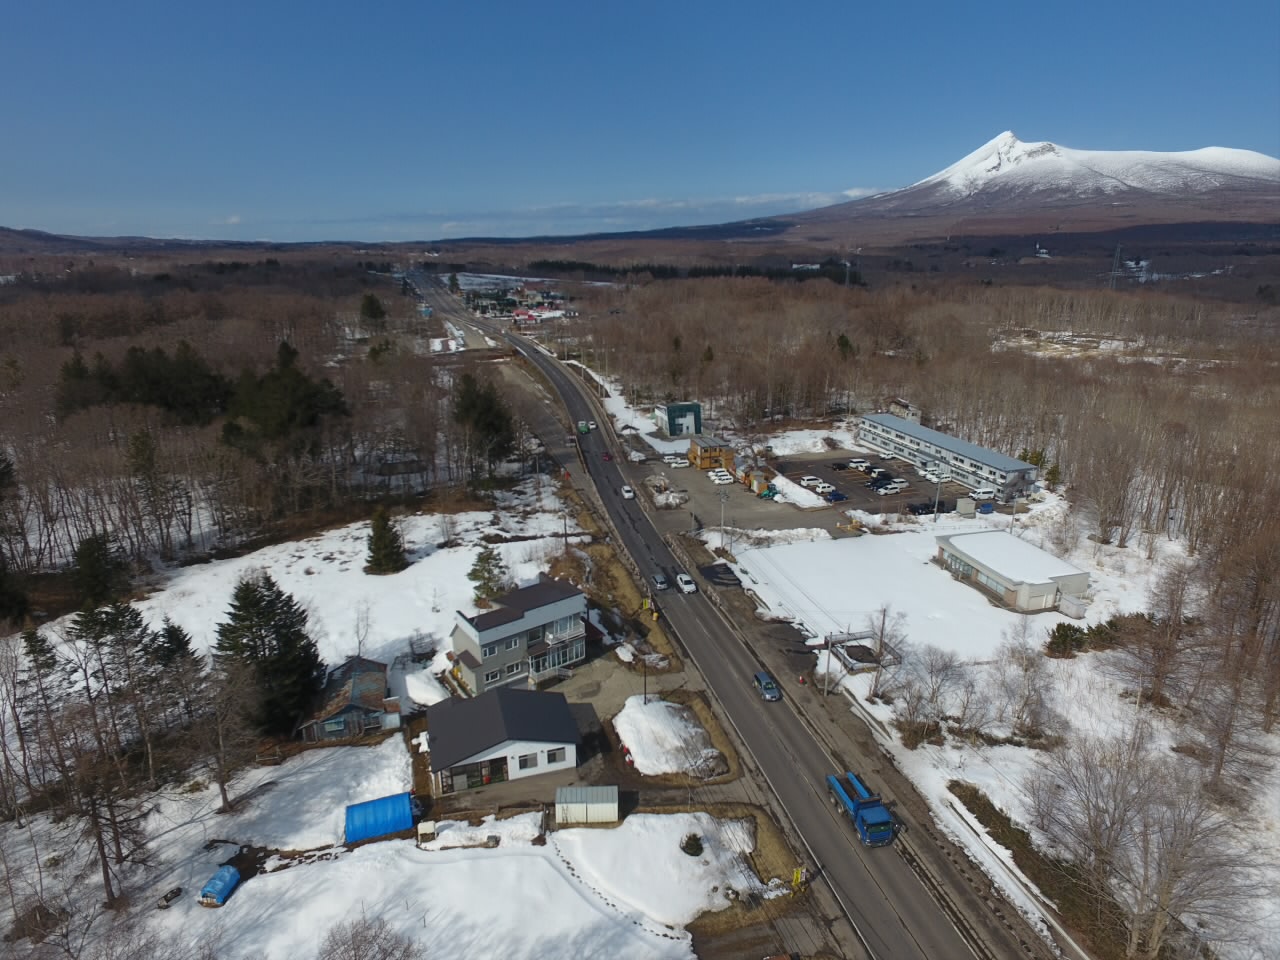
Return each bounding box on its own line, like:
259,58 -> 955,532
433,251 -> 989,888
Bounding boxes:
506,662 -> 523,676
482,644 -> 497,659
323,719 -> 345,733
505,637 -> 521,650
484,669 -> 501,684
518,753 -> 538,770
547,747 -> 566,764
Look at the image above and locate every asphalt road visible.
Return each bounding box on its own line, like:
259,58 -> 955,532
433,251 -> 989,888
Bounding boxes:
412,276 -> 981,960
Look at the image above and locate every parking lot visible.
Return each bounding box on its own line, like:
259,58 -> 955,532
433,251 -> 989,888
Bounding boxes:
628,448 -> 974,540
771,450 -> 970,515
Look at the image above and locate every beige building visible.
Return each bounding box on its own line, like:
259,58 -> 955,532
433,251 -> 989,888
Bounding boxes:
935,530 -> 1088,613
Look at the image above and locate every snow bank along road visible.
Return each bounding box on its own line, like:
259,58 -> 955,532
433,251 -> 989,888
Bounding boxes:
421,284 -> 1039,960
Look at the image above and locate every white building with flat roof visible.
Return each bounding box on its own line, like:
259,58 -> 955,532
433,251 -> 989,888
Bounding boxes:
859,413 -> 1037,500
935,530 -> 1088,613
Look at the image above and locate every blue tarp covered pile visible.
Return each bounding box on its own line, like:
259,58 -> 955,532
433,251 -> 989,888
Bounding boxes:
198,865 -> 240,907
344,791 -> 414,845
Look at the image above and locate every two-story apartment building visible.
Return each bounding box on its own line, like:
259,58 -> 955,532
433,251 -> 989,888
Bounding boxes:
450,576 -> 587,695
858,413 -> 1038,501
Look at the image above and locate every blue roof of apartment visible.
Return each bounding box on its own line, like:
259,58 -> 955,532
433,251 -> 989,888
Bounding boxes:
860,414 -> 1033,472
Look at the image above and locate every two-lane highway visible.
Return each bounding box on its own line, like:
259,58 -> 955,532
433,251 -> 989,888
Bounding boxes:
415,277 -> 993,960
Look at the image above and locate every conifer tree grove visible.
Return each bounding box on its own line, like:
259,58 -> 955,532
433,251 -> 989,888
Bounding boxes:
215,571 -> 324,735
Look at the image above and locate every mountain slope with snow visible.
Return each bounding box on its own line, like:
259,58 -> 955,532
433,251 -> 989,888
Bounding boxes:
789,131 -> 1279,240
915,131 -> 1279,201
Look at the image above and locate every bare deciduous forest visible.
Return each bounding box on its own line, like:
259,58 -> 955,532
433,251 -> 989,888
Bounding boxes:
1,252 -> 1278,958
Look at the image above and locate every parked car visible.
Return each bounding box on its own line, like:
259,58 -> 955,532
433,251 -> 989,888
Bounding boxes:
867,477 -> 894,489
621,485 -> 635,499
830,462 -> 848,471
826,490 -> 849,503
669,459 -> 689,468
877,484 -> 902,496
887,478 -> 910,492
675,573 -> 697,594
970,487 -> 996,501
663,455 -> 683,465
798,476 -> 822,487
711,475 -> 735,485
753,671 -> 782,702
867,467 -> 889,479
653,573 -> 669,591
849,458 -> 871,471
813,482 -> 835,495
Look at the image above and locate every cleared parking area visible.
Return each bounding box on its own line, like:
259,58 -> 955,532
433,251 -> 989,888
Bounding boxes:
773,451 -> 969,514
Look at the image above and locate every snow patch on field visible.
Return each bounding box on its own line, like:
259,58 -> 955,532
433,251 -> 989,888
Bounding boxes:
612,695 -> 723,777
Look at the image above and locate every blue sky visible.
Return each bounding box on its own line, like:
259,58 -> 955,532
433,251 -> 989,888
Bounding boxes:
3,0 -> 1277,242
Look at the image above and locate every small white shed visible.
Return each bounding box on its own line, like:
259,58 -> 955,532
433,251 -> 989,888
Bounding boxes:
555,785 -> 619,825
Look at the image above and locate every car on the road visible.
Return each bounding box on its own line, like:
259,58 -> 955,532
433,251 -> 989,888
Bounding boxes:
753,671 -> 782,702
798,476 -> 822,487
675,573 -> 697,594
849,458 -> 871,471
652,573 -> 669,591
588,420 -> 597,430
621,485 -> 635,499
602,452 -> 612,461
826,490 -> 848,503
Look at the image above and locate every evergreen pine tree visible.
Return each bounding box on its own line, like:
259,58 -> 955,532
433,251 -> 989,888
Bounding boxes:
467,544 -> 509,606
365,506 -> 407,574
0,552 -> 27,626
216,571 -> 324,735
1044,462 -> 1062,490
72,533 -> 129,609
359,293 -> 386,321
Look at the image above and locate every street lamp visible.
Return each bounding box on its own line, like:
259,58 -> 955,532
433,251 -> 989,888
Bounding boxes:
718,489 -> 730,551
930,461 -> 944,522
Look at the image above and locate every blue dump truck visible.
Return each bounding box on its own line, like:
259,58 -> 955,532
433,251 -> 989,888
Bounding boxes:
827,771 -> 895,846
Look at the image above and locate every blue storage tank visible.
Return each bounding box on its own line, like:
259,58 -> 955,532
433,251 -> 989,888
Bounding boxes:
344,792 -> 414,845
978,502 -> 996,515
198,865 -> 240,907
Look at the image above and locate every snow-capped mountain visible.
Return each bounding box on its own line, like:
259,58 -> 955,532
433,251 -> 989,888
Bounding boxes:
790,132 -> 1279,238
913,131 -> 1279,203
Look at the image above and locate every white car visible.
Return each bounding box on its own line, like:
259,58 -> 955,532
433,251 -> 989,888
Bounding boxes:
849,458 -> 871,471
621,485 -> 635,499
663,454 -> 684,465
798,476 -> 822,487
711,475 -> 735,485
708,469 -> 733,480
813,482 -> 835,495
669,459 -> 689,468
588,421 -> 597,430
675,573 -> 697,594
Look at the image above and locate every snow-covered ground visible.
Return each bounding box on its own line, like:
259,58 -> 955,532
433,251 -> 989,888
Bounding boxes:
123,477 -> 580,700
3,718 -> 771,960
714,490 -> 1279,958
612,695 -> 723,777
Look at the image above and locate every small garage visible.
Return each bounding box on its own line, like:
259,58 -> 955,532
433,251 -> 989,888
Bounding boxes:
555,785 -> 619,825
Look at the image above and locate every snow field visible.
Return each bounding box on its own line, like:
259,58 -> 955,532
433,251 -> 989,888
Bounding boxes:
612,695 -> 721,777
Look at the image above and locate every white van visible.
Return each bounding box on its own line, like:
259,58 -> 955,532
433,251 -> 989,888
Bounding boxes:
970,487 -> 996,501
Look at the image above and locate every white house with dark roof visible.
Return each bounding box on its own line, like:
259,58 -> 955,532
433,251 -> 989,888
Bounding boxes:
858,413 -> 1037,500
450,576 -> 587,695
426,687 -> 578,794
935,530 -> 1089,613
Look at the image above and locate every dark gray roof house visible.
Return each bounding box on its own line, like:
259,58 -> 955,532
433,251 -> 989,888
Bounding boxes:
426,687 -> 579,794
